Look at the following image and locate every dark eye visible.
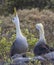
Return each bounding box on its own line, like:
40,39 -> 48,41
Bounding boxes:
13,18 -> 15,20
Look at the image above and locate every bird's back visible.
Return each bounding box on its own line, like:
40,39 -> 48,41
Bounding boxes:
34,41 -> 50,56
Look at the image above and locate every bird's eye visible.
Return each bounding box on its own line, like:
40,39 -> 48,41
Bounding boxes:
13,18 -> 15,20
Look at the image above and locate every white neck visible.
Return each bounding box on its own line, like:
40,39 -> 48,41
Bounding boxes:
39,28 -> 46,42
15,18 -> 23,38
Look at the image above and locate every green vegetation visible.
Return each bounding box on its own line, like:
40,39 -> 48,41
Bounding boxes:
0,0 -> 54,14
0,20 -> 38,60
0,30 -> 38,60
0,37 -> 11,60
0,9 -> 54,62
0,1 -> 54,64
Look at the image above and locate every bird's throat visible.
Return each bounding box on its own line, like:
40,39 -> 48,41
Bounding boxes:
16,22 -> 23,38
39,28 -> 46,41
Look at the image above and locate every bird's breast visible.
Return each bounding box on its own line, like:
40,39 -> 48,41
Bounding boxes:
13,38 -> 28,53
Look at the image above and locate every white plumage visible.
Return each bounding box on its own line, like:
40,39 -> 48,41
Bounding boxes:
10,13 -> 28,57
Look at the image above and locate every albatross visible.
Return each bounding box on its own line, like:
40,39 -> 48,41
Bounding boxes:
33,23 -> 54,65
34,23 -> 54,56
10,9 -> 28,57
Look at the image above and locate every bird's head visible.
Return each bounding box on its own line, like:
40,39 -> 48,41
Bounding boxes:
12,7 -> 19,25
36,23 -> 46,41
36,23 -> 44,31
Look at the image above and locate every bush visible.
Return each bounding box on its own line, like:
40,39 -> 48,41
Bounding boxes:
0,8 -> 54,61
0,20 -> 38,60
0,37 -> 11,59
0,0 -> 54,14
7,0 -> 54,13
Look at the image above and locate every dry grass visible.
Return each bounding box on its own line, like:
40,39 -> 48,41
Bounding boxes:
0,8 -> 54,46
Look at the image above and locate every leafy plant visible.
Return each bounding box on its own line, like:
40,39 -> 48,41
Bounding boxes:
23,29 -> 38,50
0,37 -> 11,60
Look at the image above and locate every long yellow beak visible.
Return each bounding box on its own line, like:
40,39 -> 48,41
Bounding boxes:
14,7 -> 17,16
